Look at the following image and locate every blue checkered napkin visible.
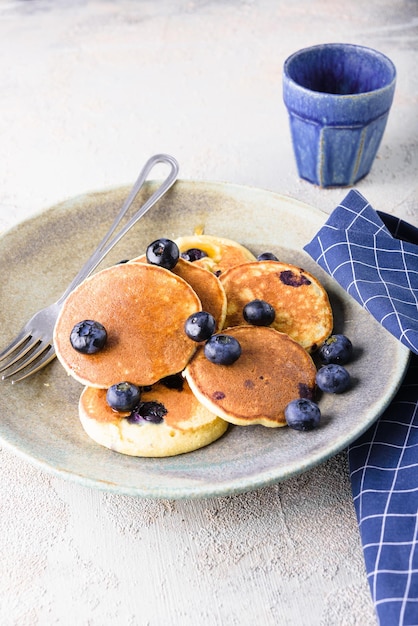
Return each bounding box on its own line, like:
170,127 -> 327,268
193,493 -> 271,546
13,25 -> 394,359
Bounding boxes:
304,190 -> 418,626
349,354 -> 418,626
303,189 -> 418,354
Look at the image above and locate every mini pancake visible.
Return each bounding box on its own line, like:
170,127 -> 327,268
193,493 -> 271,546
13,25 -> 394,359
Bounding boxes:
79,378 -> 228,457
53,262 -> 201,388
219,260 -> 333,352
131,256 -> 227,331
175,234 -> 256,276
185,325 -> 317,427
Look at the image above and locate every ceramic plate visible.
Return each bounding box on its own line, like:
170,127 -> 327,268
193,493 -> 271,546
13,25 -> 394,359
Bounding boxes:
0,181 -> 410,499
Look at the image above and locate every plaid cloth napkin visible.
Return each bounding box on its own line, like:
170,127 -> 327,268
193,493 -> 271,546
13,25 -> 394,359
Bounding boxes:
304,189 -> 418,626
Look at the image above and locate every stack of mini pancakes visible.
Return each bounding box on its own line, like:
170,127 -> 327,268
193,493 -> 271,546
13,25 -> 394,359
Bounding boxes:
53,235 -> 333,457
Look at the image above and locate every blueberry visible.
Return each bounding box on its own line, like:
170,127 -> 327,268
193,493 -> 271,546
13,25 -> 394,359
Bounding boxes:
318,334 -> 353,365
70,320 -> 107,354
316,364 -> 351,394
128,401 -> 167,424
181,248 -> 208,262
106,382 -> 141,412
285,398 -> 321,431
257,252 -> 279,261
204,334 -> 242,365
243,299 -> 275,326
146,238 -> 179,270
185,311 -> 216,342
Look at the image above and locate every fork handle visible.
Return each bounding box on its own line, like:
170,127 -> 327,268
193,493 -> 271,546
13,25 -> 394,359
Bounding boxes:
57,153 -> 179,304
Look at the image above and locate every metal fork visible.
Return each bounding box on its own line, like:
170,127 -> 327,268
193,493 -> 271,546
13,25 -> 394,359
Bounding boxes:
0,153 -> 179,383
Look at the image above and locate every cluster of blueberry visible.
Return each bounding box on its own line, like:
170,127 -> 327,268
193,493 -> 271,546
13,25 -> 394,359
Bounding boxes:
184,256 -> 279,366
148,238 -> 280,367
69,236 -> 354,435
184,311 -> 240,364
183,302 -> 277,367
105,381 -> 167,424
285,334 -> 353,431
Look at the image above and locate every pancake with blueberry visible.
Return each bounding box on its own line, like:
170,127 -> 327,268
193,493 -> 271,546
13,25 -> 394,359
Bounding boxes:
53,262 -> 201,388
219,260 -> 333,352
184,325 -> 317,427
130,256 -> 227,331
78,376 -> 228,457
175,234 -> 256,276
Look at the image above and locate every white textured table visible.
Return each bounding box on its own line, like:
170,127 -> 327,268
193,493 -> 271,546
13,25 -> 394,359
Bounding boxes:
1,2 -> 417,624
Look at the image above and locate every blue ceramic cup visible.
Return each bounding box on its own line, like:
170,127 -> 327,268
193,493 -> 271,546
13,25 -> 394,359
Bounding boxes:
283,43 -> 396,187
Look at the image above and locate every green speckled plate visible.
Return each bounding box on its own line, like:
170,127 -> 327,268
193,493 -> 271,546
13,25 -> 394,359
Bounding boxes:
0,181 -> 410,498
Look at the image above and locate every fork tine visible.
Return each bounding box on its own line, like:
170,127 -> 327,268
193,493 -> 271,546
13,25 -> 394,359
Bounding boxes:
2,344 -> 56,382
0,336 -> 41,373
0,328 -> 32,362
7,346 -> 56,384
